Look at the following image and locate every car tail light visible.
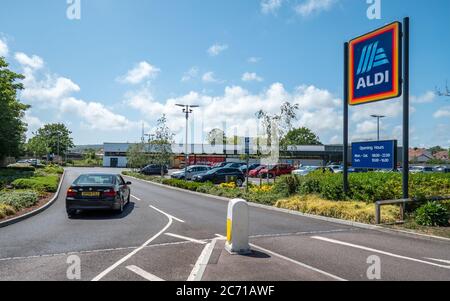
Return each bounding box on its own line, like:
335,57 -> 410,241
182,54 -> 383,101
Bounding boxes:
103,189 -> 117,198
67,188 -> 77,198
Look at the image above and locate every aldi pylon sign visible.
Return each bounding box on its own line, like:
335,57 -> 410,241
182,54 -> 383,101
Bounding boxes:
348,22 -> 402,105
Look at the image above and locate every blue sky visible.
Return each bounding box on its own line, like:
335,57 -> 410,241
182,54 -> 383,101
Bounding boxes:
0,0 -> 449,147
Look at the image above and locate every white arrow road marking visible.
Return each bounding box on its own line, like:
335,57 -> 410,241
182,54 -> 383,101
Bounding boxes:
150,205 -> 185,223
126,265 -> 165,281
91,205 -> 184,281
187,238 -> 218,281
424,258 -> 450,265
312,236 -> 450,270
165,233 -> 207,244
131,195 -> 141,201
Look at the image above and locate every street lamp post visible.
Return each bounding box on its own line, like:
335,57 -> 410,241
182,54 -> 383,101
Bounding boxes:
176,104 -> 199,178
370,115 -> 386,141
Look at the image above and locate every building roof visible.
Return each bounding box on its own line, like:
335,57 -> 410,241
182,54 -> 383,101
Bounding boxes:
409,148 -> 433,161
434,150 -> 449,160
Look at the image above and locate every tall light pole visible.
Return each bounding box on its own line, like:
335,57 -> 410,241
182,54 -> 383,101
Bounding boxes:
370,115 -> 386,141
176,104 -> 199,177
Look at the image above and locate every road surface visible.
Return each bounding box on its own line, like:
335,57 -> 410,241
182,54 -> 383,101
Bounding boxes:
0,167 -> 449,281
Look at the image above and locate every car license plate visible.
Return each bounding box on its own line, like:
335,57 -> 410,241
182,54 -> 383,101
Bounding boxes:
82,192 -> 100,197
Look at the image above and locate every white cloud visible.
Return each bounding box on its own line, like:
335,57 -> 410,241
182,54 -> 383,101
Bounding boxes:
60,97 -> 138,131
181,67 -> 199,82
118,61 -> 160,85
295,0 -> 337,17
434,106 -> 450,118
15,52 -> 44,70
242,72 -> 264,82
202,72 -> 223,83
207,43 -> 228,57
126,83 -> 343,144
22,76 -> 80,105
0,39 -> 9,57
261,0 -> 283,14
411,91 -> 436,104
356,120 -> 378,134
248,57 -> 262,64
23,112 -> 43,137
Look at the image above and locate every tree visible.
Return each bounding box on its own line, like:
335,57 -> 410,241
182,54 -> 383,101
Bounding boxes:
26,135 -> 50,158
206,128 -> 226,145
281,127 -> 322,146
149,115 -> 175,176
429,146 -> 445,155
32,123 -> 74,157
0,57 -> 29,161
256,101 -> 299,147
126,144 -> 149,170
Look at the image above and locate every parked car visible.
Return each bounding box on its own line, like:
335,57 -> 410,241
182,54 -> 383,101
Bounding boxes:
66,173 -> 131,218
410,166 -> 434,174
141,164 -> 168,175
292,166 -> 334,176
171,165 -> 210,180
211,162 -> 229,169
327,165 -> 343,173
248,165 -> 266,177
223,162 -> 247,169
192,167 -> 245,187
434,166 -> 449,173
240,163 -> 261,174
258,164 -> 295,178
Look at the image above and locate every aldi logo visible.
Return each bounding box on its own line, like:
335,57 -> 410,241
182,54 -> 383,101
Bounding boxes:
348,22 -> 402,106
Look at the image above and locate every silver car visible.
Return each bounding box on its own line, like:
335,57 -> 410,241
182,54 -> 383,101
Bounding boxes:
171,165 -> 211,180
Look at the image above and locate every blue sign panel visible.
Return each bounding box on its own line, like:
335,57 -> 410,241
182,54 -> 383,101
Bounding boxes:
352,140 -> 397,170
348,22 -> 402,105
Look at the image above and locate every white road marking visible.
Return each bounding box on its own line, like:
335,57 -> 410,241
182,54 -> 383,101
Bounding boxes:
424,258 -> 450,265
126,265 -> 165,281
165,233 -> 207,244
150,205 -> 185,223
312,236 -> 450,270
131,194 -> 141,201
0,241 -> 192,263
215,234 -> 226,239
91,205 -> 184,281
249,243 -> 347,281
187,238 -> 218,281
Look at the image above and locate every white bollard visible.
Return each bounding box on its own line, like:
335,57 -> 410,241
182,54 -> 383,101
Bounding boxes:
225,199 -> 251,255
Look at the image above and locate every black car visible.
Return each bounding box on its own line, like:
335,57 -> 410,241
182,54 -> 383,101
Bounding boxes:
66,173 -> 131,218
192,167 -> 245,187
141,164 -> 168,175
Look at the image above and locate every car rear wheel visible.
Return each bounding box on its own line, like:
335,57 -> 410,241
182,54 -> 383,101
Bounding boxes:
236,179 -> 244,187
117,199 -> 124,214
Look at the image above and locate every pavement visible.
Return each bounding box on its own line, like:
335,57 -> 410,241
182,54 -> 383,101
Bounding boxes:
0,167 -> 449,281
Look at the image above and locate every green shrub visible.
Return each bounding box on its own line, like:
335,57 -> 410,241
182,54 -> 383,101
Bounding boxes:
12,176 -> 59,192
273,175 -> 301,197
415,202 -> 449,227
43,165 -> 64,175
0,190 -> 39,211
0,204 -> 17,219
6,164 -> 36,172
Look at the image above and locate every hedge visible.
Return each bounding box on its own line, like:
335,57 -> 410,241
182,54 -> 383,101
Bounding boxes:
11,176 -> 59,192
0,190 -> 39,211
295,172 -> 450,202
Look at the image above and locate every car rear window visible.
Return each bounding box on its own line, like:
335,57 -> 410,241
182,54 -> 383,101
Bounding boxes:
74,175 -> 115,185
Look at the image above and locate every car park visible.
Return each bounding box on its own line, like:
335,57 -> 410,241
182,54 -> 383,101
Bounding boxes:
248,165 -> 266,177
410,166 -> 434,174
240,163 -> 261,174
141,164 -> 168,175
223,162 -> 247,169
258,164 -> 295,178
171,165 -> 210,180
66,173 -> 131,218
192,167 -> 245,186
